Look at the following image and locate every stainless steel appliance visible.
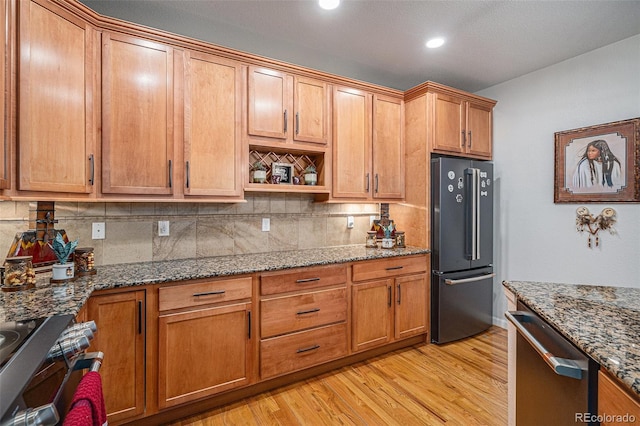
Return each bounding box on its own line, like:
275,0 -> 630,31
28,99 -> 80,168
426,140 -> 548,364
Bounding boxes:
431,156 -> 495,344
506,301 -> 598,426
0,316 -> 103,426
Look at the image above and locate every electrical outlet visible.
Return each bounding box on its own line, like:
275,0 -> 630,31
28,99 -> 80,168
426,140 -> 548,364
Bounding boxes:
347,216 -> 354,229
158,221 -> 170,237
92,222 -> 105,240
262,218 -> 270,232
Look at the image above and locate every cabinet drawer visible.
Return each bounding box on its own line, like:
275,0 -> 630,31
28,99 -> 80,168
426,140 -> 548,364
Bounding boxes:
260,264 -> 347,295
352,255 -> 427,282
260,323 -> 347,379
159,276 -> 252,311
261,287 -> 347,338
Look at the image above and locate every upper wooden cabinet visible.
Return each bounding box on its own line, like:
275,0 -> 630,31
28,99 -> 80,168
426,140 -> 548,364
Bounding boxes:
248,66 -> 329,148
182,50 -> 243,199
16,0 -> 98,194
101,32 -> 175,196
406,82 -> 496,160
332,87 -> 404,201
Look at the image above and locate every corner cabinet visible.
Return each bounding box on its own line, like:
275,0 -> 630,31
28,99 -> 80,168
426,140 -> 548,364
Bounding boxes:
351,255 -> 429,352
87,289 -> 146,424
181,50 -> 243,199
16,0 -> 98,194
332,86 -> 404,201
101,32 -> 175,196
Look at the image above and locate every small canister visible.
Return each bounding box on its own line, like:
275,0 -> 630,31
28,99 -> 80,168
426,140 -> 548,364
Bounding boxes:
74,247 -> 96,276
395,231 -> 406,248
2,256 -> 36,291
366,231 -> 378,248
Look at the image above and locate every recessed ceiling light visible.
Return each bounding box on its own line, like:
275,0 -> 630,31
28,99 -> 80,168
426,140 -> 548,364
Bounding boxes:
426,37 -> 445,49
319,0 -> 340,10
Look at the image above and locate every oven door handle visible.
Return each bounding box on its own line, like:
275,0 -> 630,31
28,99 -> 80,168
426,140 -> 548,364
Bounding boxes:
505,311 -> 586,379
72,351 -> 104,373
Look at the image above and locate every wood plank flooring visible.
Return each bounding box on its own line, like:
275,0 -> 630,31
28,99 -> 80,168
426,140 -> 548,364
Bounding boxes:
168,326 -> 507,426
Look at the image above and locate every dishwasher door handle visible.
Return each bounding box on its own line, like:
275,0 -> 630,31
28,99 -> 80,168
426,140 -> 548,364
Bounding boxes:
505,310 -> 586,380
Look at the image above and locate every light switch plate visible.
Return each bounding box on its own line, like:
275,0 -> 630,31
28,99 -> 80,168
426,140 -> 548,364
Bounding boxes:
262,218 -> 270,232
347,216 -> 354,229
92,222 -> 105,240
158,221 -> 170,237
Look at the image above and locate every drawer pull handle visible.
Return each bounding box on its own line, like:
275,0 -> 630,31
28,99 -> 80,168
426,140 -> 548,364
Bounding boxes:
296,277 -> 320,284
296,308 -> 320,315
385,266 -> 404,271
297,344 -> 320,354
193,290 -> 226,297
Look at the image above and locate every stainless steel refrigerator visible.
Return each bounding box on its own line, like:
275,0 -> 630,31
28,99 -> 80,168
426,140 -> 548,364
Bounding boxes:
431,156 -> 495,344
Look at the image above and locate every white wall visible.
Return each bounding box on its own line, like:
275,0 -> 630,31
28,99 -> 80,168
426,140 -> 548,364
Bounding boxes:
476,34 -> 640,327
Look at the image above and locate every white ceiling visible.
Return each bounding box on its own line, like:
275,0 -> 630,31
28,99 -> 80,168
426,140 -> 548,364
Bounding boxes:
79,0 -> 640,93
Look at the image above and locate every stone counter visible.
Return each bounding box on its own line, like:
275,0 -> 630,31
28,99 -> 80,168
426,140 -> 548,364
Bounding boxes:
1,245 -> 429,323
503,280 -> 640,398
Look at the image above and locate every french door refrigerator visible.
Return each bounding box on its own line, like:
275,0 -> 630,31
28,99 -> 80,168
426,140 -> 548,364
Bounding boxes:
431,156 -> 495,344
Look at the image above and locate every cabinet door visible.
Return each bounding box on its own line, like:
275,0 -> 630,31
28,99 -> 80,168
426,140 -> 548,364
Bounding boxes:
332,86 -> 371,200
372,95 -> 404,200
158,303 -> 252,409
466,101 -> 493,158
394,274 -> 428,340
248,66 -> 289,140
102,32 -> 174,195
431,92 -> 466,155
0,0 -> 8,190
351,279 -> 392,352
184,51 -> 242,197
293,76 -> 328,145
17,0 -> 96,193
88,290 -> 145,423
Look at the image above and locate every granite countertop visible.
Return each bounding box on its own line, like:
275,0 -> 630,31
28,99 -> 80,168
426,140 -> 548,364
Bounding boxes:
0,245 -> 429,324
503,280 -> 640,398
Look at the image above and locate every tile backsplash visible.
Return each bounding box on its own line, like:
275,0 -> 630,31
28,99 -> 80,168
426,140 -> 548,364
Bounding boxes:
0,195 -> 379,266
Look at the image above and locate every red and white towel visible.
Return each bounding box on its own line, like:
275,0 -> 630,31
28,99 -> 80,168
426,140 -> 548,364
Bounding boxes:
63,372 -> 107,426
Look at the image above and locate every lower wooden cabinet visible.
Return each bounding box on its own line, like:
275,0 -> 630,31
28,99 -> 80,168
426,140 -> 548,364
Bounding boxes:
157,277 -> 253,409
351,255 -> 429,352
157,302 -> 252,409
87,289 -> 146,424
598,370 -> 640,425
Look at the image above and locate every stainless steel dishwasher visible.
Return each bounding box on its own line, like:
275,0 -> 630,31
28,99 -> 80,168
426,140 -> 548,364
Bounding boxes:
506,301 -> 599,426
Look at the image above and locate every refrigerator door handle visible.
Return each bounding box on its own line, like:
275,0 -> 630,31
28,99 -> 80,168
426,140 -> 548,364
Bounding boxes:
465,167 -> 481,261
444,273 -> 495,285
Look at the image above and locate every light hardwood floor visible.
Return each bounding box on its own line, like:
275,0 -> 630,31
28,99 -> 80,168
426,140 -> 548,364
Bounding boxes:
169,326 -> 507,425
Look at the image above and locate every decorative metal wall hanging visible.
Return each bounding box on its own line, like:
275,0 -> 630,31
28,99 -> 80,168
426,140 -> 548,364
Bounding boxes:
575,207 -> 617,248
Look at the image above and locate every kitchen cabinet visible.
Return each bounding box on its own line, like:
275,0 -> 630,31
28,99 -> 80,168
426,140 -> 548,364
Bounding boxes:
87,289 -> 146,424
157,277 -> 253,409
403,82 -> 495,160
259,264 -> 348,379
351,255 -> 428,352
101,31 -> 175,196
332,86 -> 404,201
598,370 -> 640,425
504,287 -> 517,426
16,0 -> 98,194
0,0 -> 9,191
248,66 -> 329,147
182,50 -> 243,199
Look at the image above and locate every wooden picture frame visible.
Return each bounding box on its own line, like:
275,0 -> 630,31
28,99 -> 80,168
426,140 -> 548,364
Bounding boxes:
554,117 -> 640,203
271,162 -> 293,184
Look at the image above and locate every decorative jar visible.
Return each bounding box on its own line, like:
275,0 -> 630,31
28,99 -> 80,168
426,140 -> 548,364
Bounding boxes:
74,247 -> 96,276
2,256 -> 36,291
366,231 -> 378,248
395,231 -> 406,248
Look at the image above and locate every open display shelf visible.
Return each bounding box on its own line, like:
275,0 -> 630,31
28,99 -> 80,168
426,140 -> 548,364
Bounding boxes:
246,149 -> 330,193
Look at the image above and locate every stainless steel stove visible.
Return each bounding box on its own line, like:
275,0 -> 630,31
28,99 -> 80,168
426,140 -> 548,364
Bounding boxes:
0,315 -> 102,426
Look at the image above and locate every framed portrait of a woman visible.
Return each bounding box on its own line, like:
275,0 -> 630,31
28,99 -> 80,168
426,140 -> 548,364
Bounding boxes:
554,117 -> 640,203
